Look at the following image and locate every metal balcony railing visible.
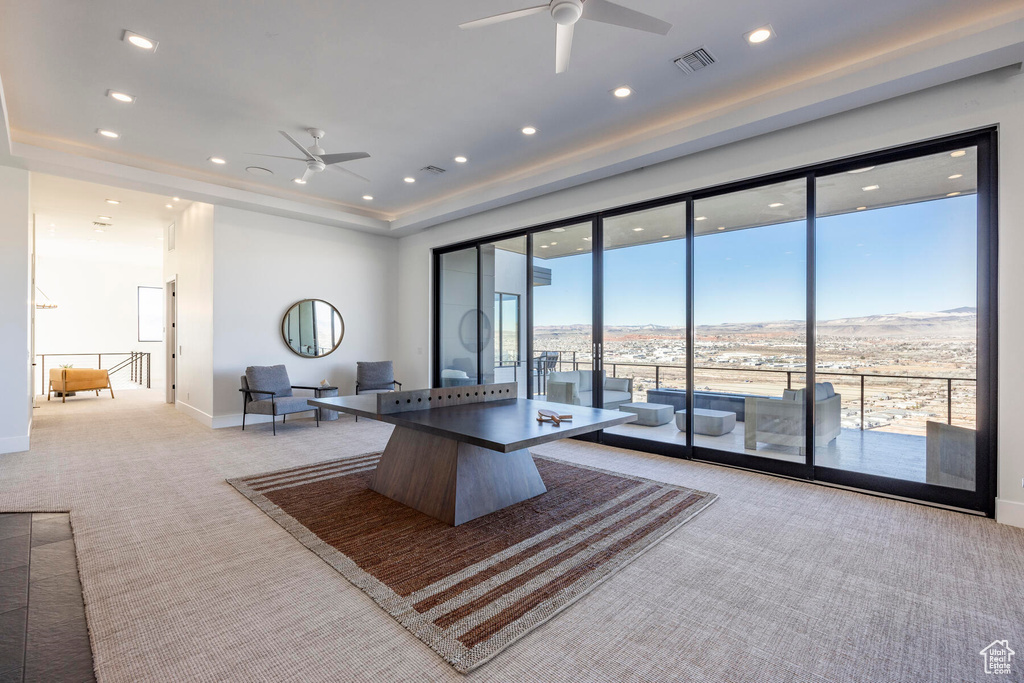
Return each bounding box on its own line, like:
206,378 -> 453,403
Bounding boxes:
37,352 -> 151,393
532,350 -> 975,429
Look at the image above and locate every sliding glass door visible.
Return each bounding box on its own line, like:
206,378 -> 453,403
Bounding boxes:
530,223 -> 595,404
600,204 -> 688,448
692,179 -> 810,474
813,144 -> 986,507
433,130 -> 996,514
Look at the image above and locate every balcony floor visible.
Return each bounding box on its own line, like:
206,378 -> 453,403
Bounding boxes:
602,421 -> 927,483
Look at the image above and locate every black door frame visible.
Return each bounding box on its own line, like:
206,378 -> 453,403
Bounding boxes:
431,127 -> 997,515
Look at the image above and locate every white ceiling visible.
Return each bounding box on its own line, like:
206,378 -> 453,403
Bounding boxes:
1,1 -> 1022,236
33,172 -> 189,259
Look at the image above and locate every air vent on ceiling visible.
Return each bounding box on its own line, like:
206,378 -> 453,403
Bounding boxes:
421,165 -> 447,175
673,46 -> 716,74
92,221 -> 111,227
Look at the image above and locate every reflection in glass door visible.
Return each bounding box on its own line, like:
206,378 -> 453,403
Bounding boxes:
438,247 -> 480,385
693,179 -> 808,471
814,147 -> 980,496
531,223 -> 593,404
485,235 -> 528,396
600,204 -> 687,446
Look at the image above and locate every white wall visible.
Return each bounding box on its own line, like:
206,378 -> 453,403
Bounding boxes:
163,202 -> 216,424
210,206 -> 397,427
396,66 -> 1024,526
0,166 -> 31,454
35,244 -> 165,390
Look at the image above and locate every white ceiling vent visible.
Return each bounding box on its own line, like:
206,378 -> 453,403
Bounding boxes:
673,46 -> 716,74
421,165 -> 447,175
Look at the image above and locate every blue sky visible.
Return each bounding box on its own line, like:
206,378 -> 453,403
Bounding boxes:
533,196 -> 978,326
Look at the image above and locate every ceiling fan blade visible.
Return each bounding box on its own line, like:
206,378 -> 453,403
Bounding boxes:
555,22 -> 574,73
300,167 -> 316,183
247,153 -> 307,161
459,5 -> 548,29
329,164 -> 371,183
279,130 -> 317,160
319,152 -> 370,165
582,0 -> 671,34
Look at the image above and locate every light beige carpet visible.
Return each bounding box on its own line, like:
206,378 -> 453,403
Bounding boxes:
1,390 -> 1023,682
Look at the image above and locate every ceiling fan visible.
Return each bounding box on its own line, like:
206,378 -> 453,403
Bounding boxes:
250,129 -> 370,184
459,0 -> 671,74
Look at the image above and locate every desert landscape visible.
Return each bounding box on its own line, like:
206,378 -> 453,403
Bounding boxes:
532,308 -> 977,435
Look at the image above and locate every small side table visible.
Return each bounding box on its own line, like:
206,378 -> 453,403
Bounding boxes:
313,386 -> 339,421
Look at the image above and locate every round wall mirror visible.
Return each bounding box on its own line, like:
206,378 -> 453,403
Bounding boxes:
281,299 -> 345,358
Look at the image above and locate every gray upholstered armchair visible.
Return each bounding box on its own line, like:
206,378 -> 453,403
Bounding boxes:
240,365 -> 320,435
355,361 -> 402,394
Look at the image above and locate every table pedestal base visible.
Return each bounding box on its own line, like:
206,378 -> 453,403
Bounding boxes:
370,426 -> 547,526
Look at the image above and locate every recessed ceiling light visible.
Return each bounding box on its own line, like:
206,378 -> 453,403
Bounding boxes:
662,234 -> 670,239
404,177 -> 416,183
293,178 -> 306,184
612,86 -> 632,98
744,25 -> 774,44
948,174 -> 963,180
94,228 -> 104,233
539,244 -> 549,249
576,248 -> 584,251
695,216 -> 707,221
362,195 -> 374,201
105,199 -> 120,205
551,228 -> 566,233
632,227 -> 644,232
454,156 -> 468,163
97,129 -> 120,139
847,166 -> 874,174
946,191 -> 961,197
717,226 -> 726,231
106,90 -> 135,104
122,30 -> 157,51
97,215 -> 111,221
550,241 -> 558,245
521,126 -> 537,135
950,150 -> 967,158
768,202 -> 784,208
583,237 -> 591,241
165,204 -> 173,208
209,157 -> 226,164
246,166 -> 273,176
861,185 -> 879,191
172,197 -> 180,201
856,206 -> 867,211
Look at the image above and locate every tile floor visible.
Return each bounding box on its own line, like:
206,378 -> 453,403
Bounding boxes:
0,513 -> 94,683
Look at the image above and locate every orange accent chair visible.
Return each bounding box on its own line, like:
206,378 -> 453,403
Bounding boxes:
47,368 -> 115,403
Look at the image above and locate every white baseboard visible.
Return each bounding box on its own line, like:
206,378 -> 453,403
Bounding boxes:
0,434 -> 30,454
212,413 -> 271,429
995,498 -> 1024,529
175,401 -> 214,428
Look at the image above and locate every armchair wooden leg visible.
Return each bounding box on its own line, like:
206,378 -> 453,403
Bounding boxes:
272,415 -> 276,436
108,383 -> 115,399
242,410 -> 247,431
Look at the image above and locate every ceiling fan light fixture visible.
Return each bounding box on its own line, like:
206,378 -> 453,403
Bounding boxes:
550,0 -> 583,25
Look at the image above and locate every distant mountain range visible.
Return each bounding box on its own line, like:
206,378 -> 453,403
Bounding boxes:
538,308 -> 977,338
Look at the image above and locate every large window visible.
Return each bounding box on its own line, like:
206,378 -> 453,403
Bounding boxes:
433,130 -> 996,514
138,286 -> 163,342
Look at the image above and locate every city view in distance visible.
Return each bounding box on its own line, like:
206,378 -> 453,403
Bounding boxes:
533,307 -> 977,435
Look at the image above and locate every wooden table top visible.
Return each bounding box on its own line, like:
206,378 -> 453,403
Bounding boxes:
306,395 -> 637,453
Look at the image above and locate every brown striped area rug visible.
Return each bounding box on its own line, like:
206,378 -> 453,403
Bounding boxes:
228,453 -> 716,673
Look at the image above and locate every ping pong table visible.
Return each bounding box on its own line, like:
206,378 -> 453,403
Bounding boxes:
308,382 -> 637,525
